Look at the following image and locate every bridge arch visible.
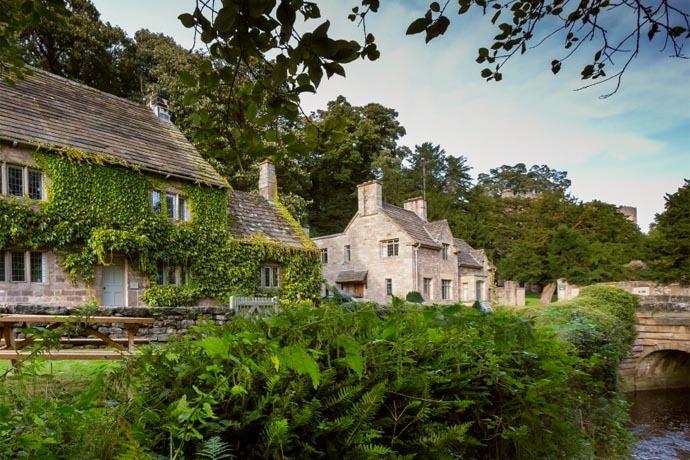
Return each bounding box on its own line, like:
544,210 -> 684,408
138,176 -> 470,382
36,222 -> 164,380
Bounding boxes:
635,344 -> 690,391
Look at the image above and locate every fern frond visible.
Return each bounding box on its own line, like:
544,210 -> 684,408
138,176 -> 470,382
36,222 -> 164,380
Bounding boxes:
195,436 -> 234,460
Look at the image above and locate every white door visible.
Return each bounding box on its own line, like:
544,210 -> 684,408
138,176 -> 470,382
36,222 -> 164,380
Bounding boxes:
102,264 -> 125,306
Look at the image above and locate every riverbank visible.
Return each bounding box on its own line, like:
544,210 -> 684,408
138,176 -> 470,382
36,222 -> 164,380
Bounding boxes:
629,388 -> 690,459
1,286 -> 639,458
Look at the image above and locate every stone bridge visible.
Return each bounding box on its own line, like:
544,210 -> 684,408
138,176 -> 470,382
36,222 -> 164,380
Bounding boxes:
619,295 -> 690,391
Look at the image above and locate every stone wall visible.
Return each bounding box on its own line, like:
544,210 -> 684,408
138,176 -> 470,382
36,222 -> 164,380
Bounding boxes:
495,281 -> 525,306
0,304 -> 236,342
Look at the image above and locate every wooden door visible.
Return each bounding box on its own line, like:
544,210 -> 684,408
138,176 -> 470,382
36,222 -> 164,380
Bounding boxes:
102,263 -> 125,306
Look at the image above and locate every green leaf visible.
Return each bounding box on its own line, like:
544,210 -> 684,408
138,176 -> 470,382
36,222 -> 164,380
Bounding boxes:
280,345 -> 321,388
336,334 -> 364,376
406,17 -> 431,35
178,13 -> 195,28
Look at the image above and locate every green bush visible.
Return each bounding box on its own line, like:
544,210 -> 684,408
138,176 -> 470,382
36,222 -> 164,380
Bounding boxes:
141,284 -> 203,307
115,287 -> 636,459
405,291 -> 424,303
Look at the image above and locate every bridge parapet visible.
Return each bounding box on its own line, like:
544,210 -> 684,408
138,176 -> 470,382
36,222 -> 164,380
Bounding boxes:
637,295 -> 690,312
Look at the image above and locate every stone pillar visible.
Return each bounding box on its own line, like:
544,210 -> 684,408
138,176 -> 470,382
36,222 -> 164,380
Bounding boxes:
259,159 -> 277,202
403,196 -> 427,222
357,180 -> 383,216
516,287 -> 525,307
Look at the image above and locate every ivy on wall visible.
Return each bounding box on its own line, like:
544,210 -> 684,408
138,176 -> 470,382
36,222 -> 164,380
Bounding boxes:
0,147 -> 321,306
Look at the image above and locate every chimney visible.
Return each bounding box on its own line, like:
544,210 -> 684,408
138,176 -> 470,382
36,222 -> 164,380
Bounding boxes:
404,196 -> 427,222
357,180 -> 383,216
259,159 -> 277,201
148,92 -> 171,122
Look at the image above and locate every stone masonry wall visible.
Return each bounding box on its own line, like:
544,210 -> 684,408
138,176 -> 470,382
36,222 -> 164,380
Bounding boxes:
0,304 -> 236,342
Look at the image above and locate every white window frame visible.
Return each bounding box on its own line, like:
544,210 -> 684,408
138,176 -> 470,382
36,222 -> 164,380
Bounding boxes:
152,190 -> 190,222
320,248 -> 328,264
0,163 -> 46,201
3,250 -> 47,284
380,239 -> 399,258
260,265 -> 281,289
385,278 -> 393,296
344,245 -> 351,263
441,279 -> 452,301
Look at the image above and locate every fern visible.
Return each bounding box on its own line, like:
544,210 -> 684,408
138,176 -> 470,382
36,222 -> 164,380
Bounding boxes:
195,436 -> 234,460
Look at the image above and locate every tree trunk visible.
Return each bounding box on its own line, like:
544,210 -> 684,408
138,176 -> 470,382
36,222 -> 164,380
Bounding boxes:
540,282 -> 556,305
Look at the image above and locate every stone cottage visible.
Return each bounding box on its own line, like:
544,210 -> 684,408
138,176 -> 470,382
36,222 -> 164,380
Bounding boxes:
0,68 -> 316,308
312,180 -> 494,305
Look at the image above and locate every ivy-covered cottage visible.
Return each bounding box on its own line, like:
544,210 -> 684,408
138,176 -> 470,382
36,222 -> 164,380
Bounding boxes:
0,68 -> 319,308
312,180 -> 494,305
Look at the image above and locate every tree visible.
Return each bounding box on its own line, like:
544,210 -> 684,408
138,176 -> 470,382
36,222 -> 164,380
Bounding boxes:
647,180 -> 690,284
304,96 -> 407,235
478,163 -> 571,196
18,0 -> 137,96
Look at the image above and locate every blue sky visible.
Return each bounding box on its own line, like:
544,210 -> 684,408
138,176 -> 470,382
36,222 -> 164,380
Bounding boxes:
92,0 -> 689,230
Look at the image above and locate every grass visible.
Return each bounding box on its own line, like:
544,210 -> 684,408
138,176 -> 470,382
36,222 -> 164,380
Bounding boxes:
1,359 -> 121,378
525,292 -> 542,307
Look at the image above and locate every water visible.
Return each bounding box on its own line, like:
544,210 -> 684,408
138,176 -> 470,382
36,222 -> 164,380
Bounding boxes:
630,388 -> 690,459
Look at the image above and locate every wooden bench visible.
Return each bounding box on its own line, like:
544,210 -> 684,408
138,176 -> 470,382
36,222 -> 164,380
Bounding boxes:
0,314 -> 154,365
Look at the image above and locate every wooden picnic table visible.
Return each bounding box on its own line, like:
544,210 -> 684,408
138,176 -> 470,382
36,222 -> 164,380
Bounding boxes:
0,314 -> 154,364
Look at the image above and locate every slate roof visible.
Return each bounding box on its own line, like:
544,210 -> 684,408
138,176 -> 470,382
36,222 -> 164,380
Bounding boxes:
381,204 -> 441,248
228,190 -> 306,248
454,238 -> 484,269
423,220 -> 448,241
0,68 -> 226,187
335,270 -> 368,283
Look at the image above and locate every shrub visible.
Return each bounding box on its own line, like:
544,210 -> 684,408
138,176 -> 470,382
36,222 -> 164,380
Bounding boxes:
405,291 -> 424,303
141,284 -> 203,307
116,288 -> 636,459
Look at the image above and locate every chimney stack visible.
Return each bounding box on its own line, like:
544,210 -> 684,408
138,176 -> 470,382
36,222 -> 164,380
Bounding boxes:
357,180 -> 383,216
404,196 -> 427,222
148,92 -> 171,122
259,159 -> 277,202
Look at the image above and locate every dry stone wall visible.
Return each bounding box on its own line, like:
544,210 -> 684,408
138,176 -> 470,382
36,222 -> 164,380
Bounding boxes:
0,304 -> 236,342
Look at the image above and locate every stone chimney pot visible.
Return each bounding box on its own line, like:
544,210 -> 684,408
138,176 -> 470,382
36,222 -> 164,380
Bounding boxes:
357,180 -> 383,216
259,159 -> 277,201
404,196 -> 427,222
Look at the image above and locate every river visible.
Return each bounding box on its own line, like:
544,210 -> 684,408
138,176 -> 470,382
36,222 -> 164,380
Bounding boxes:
629,388 -> 690,459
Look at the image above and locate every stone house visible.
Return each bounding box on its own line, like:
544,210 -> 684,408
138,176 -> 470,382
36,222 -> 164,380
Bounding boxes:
312,180 -> 494,305
0,68 -> 314,307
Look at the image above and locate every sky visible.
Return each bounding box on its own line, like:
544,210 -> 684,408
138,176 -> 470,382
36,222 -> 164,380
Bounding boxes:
92,0 -> 690,231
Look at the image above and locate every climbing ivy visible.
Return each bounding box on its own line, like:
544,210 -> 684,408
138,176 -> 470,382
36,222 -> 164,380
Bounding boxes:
0,147 -> 320,305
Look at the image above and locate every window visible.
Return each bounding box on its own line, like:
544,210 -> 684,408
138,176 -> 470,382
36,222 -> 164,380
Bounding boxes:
385,278 -> 393,296
462,282 -> 470,301
1,164 -> 45,200
423,278 -> 432,299
30,252 -> 45,283
261,265 -> 280,289
380,239 -> 399,258
7,165 -> 23,197
151,191 -> 162,214
441,243 -> 449,260
441,279 -> 451,300
166,193 -> 176,220
28,169 -> 43,200
156,263 -> 189,285
0,251 -> 5,282
344,245 -> 351,263
320,248 -> 328,264
11,252 -> 25,282
178,196 -> 189,222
